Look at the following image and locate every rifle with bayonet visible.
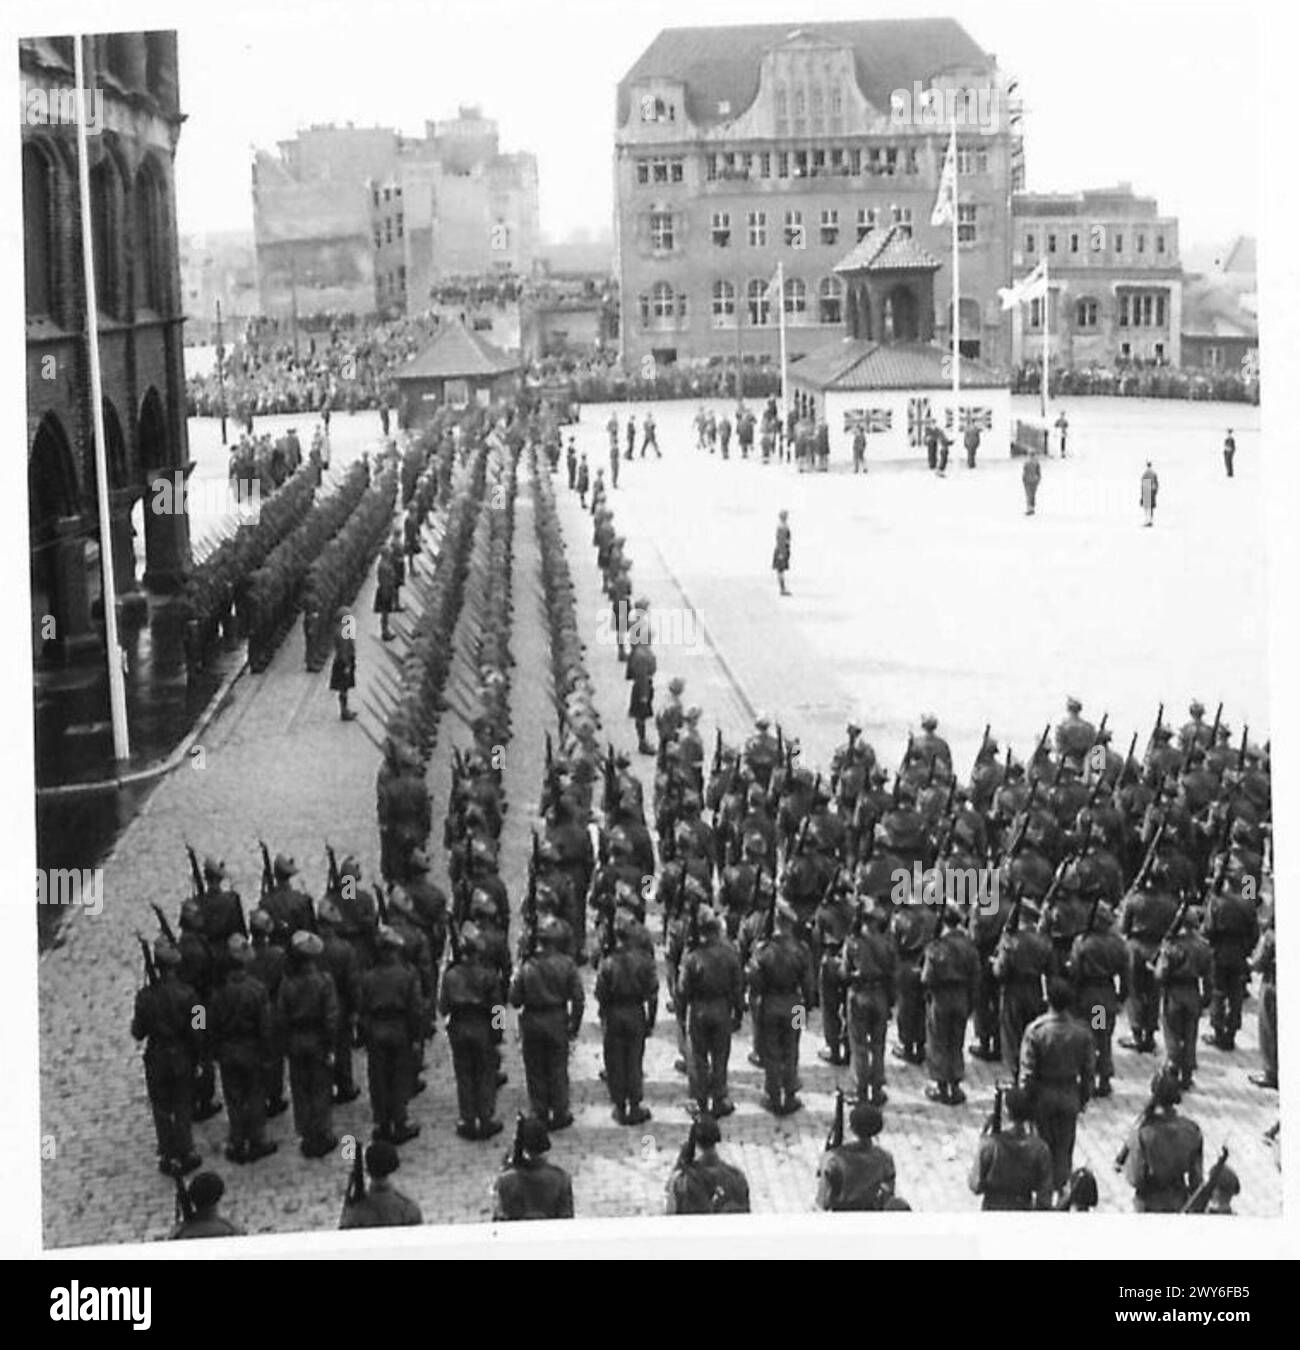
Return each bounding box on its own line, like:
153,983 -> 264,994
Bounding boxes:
825,1087 -> 846,1151
1115,1081 -> 1163,1169
603,743 -> 618,815
174,1172 -> 194,1226
373,883 -> 389,926
1236,725 -> 1249,772
326,842 -> 342,897
984,1082 -> 1004,1136
151,902 -> 179,949
1146,702 -> 1165,763
259,840 -> 274,901
1181,1145 -> 1230,1213
712,728 -> 723,777
1131,820 -> 1166,891
1027,724 -> 1051,785
343,1141 -> 367,1208
185,842 -> 205,900
137,933 -> 158,987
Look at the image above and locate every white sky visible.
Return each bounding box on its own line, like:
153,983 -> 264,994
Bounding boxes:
159,0 -> 1259,253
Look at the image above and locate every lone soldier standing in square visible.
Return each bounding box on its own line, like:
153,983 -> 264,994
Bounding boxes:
1022,450 -> 1042,516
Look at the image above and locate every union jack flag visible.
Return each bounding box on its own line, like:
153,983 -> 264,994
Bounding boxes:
843,408 -> 893,434
944,405 -> 994,433
907,397 -> 932,446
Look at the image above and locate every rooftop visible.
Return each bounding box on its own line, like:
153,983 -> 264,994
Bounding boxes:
394,318 -> 519,381
790,338 -> 1006,392
834,225 -> 941,275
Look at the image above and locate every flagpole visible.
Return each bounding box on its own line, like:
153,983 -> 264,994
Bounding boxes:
777,259 -> 789,433
75,35 -> 131,763
950,116 -> 960,402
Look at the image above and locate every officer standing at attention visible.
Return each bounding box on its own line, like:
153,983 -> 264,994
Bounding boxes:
1022,449 -> 1042,516
1223,428 -> 1236,478
339,1140 -> 423,1228
494,1117 -> 575,1220
968,1085 -> 1054,1210
816,1101 -> 896,1210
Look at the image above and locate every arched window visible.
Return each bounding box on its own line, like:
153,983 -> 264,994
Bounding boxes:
23,142 -> 55,318
711,279 -> 735,326
133,159 -> 167,313
818,276 -> 842,325
746,278 -> 771,327
90,153 -> 124,319
784,275 -> 807,320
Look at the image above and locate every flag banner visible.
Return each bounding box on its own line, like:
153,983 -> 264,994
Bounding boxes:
763,265 -> 783,305
844,408 -> 893,434
997,258 -> 1048,310
944,405 -> 993,432
907,396 -> 932,446
930,125 -> 957,227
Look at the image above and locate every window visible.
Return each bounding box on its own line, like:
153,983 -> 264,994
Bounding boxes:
891,205 -> 913,238
1120,342 -> 1131,359
777,152 -> 789,179
818,275 -> 842,325
904,147 -> 920,175
398,265 -> 406,290
396,213 -> 403,239
794,89 -> 805,116
651,281 -> 674,319
1047,233 -> 1058,254
372,187 -> 380,207
1025,232 -> 1036,253
1154,341 -> 1165,361
759,153 -> 772,179
831,86 -> 843,116
89,157 -> 122,318
830,148 -> 843,172
711,279 -> 736,325
636,161 -> 650,185
1156,233 -> 1166,254
383,187 -> 391,203
650,211 -> 674,252
1119,294 -> 1129,327
849,148 -> 861,176
385,219 -> 393,243
747,278 -> 772,326
1207,345 -> 1223,368
956,146 -> 988,175
374,229 -> 382,250
133,161 -> 166,312
811,149 -> 826,177
856,207 -> 876,241
957,203 -> 977,244
1115,232 -> 1124,254
1155,295 -> 1166,326
711,211 -> 731,248
784,210 -> 804,248
1076,298 -> 1098,328
793,150 -> 808,179
1136,233 -> 1146,254
670,160 -> 683,183
784,275 -> 807,320
1028,297 -> 1044,330
1069,232 -> 1080,254
820,209 -> 839,246
652,158 -> 669,184
747,211 -> 767,247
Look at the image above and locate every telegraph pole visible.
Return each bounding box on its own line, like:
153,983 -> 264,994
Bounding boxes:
215,299 -> 228,445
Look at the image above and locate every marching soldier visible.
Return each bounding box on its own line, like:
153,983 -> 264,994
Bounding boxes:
198,856 -> 247,944
209,935 -> 278,1165
316,899 -> 361,1106
1201,880 -> 1259,1051
177,899 -> 221,1122
494,1117 -> 575,1220
679,907 -> 744,1118
1122,1069 -> 1204,1212
1054,697 -> 1096,764
509,917 -> 585,1130
747,901 -> 814,1115
1249,913 -> 1277,1090
131,938 -> 202,1177
276,930 -> 339,1158
439,923 -> 506,1141
594,909 -> 659,1125
665,1114 -> 750,1214
356,926 -> 423,1145
968,1086 -> 1053,1210
339,1140 -> 423,1228
817,1102 -> 896,1211
840,904 -> 897,1106
247,909 -> 288,1116
1065,901 -> 1130,1096
1154,908 -> 1213,1089
891,897 -> 938,1065
1019,977 -> 1095,1195
921,906 -> 982,1105
814,876 -> 856,1066
260,853 -> 315,945
1117,863 -> 1179,1054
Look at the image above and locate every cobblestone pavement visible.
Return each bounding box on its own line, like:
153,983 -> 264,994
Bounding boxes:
39,407 -> 1280,1248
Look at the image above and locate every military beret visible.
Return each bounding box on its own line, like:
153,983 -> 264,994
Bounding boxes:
249,909 -> 274,935
1066,697 -> 1083,713
188,1171 -> 225,1209
272,853 -> 298,879
291,931 -> 325,958
849,1102 -> 884,1138
202,855 -> 227,880
920,714 -> 938,730
226,935 -> 253,961
693,1114 -> 722,1147
519,1117 -> 551,1155
1211,1165 -> 1240,1198
1189,700 -> 1206,717
365,1140 -> 400,1177
339,855 -> 362,880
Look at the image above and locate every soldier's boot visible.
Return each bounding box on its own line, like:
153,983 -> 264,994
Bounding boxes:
391,1120 -> 420,1145
781,1093 -> 803,1115
710,1097 -> 734,1118
224,1142 -> 248,1165
870,1086 -> 888,1107
612,1101 -> 627,1125
246,1139 -> 278,1163
478,1118 -> 505,1140
948,1082 -> 967,1106
455,1119 -> 478,1141
1095,1076 -> 1113,1098
925,1081 -> 951,1105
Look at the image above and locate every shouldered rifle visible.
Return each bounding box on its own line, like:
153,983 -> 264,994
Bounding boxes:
1236,725 -> 1249,772
1028,725 -> 1051,784
826,1087 -> 846,1151
775,724 -> 785,767
374,884 -> 389,925
713,728 -> 723,776
344,1142 -> 366,1207
137,933 -> 158,987
1040,849 -> 1081,912
1146,702 -> 1165,762
326,842 -> 341,896
185,843 -> 204,900
899,732 -> 914,777
1115,1086 -> 1162,1169
687,882 -> 703,951
259,841 -> 274,900
151,902 -> 179,949
1181,1145 -> 1230,1213
1132,821 -> 1166,890
603,744 -> 618,815
508,1112 -> 527,1170
763,868 -> 777,942
1002,883 -> 1024,938
985,1082 -> 1004,1136
973,724 -> 991,776
174,1173 -> 194,1226
447,921 -> 464,966
676,1116 -> 699,1171
1208,702 -> 1223,750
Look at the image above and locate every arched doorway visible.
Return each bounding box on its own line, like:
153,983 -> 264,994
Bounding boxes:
29,413 -> 90,658
883,285 -> 920,341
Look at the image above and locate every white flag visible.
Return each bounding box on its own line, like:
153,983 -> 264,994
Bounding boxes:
763,264 -> 783,305
930,124 -> 957,227
997,258 -> 1048,310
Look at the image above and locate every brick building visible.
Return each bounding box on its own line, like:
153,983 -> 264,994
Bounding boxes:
1009,184 -> 1182,367
1181,236 -> 1257,374
369,107 -> 540,317
23,32 -> 190,664
253,123 -> 401,318
614,20 -> 1022,373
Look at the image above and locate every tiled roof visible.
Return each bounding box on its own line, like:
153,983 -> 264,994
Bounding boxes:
394,320 -> 519,381
790,339 -> 1006,391
834,225 -> 941,274
1181,274 -> 1259,341
618,19 -> 990,127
